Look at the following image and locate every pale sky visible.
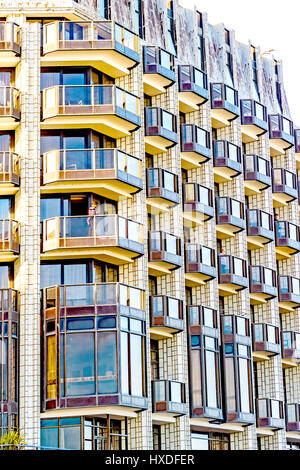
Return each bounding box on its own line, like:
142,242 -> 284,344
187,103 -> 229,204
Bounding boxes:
182,0 -> 300,125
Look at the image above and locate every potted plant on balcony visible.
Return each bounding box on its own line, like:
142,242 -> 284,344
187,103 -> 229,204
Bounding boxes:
0,429 -> 26,450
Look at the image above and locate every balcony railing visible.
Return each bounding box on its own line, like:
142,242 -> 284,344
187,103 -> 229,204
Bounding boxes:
150,295 -> 184,335
218,255 -> 248,294
144,107 -> 178,153
0,86 -> 20,121
256,399 -> 285,430
0,151 -> 19,186
0,219 -> 19,254
143,46 -> 175,93
279,276 -> 300,310
0,22 -> 20,55
41,148 -> 142,194
295,129 -> 300,155
148,231 -> 182,274
216,196 -> 245,238
41,215 -> 144,260
272,168 -> 298,206
244,154 -> 271,194
247,209 -> 274,248
213,140 -> 242,181
269,114 -> 294,154
185,244 -> 216,286
180,124 -> 211,168
146,168 -> 179,209
249,266 -> 277,304
178,65 -> 208,111
240,100 -> 268,141
275,220 -> 300,258
42,21 -> 139,65
282,331 -> 300,365
286,404 -> 300,432
252,323 -> 281,358
152,380 -> 187,416
183,183 -> 214,225
210,83 -> 239,126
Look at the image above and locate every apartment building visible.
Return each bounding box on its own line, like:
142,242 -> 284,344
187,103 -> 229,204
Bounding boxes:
0,0 -> 299,451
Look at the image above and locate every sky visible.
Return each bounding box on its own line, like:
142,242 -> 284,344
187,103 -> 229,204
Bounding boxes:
181,0 -> 300,125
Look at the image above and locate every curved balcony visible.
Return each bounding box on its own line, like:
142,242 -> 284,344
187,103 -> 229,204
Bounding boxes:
0,152 -> 19,194
286,404 -> 300,433
143,46 -> 175,96
218,255 -> 248,296
256,399 -> 285,430
269,114 -> 294,156
240,100 -> 268,143
178,65 -> 208,112
180,124 -> 211,169
272,168 -> 298,207
41,215 -> 144,264
210,83 -> 239,128
41,283 -> 148,412
144,107 -> 178,154
213,140 -> 242,183
0,219 -> 19,261
150,295 -> 184,339
183,183 -> 214,227
152,380 -> 187,417
0,22 -> 20,66
148,231 -> 182,276
244,154 -> 271,195
295,129 -> 300,169
41,148 -> 142,200
0,288 -> 18,434
275,220 -> 300,260
146,168 -> 179,213
249,266 -> 277,305
279,276 -> 300,313
216,196 -> 245,239
0,87 -> 20,129
282,331 -> 300,368
42,21 -> 139,77
41,85 -> 140,139
247,209 -> 274,250
185,244 -> 216,287
252,323 -> 281,361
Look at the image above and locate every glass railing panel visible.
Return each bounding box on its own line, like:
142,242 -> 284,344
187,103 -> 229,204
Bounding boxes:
289,224 -> 298,241
196,127 -> 207,146
96,149 -> 114,169
258,157 -> 268,176
248,210 -> 258,228
255,102 -> 265,121
160,49 -> 173,70
231,200 -> 242,218
292,278 -> 300,295
264,268 -> 274,286
267,325 -> 276,344
152,296 -> 163,316
220,256 -> 230,274
234,258 -> 244,277
225,85 -> 236,105
168,297 -> 180,319
203,307 -> 214,328
170,382 -> 182,403
202,246 -> 212,266
199,186 -> 209,205
64,150 -> 93,170
282,117 -> 292,135
155,381 -> 166,402
251,267 -> 261,284
165,234 -> 178,255
236,317 -> 247,336
187,244 -> 198,263
96,283 -> 116,305
218,197 -> 228,215
211,83 -> 222,101
254,324 -> 263,342
126,154 -> 139,177
228,143 -> 238,162
194,68 -> 205,88
270,115 -> 280,132
241,100 -> 252,117
63,285 -> 94,307
162,111 -> 174,132
287,404 -> 297,423
163,171 -> 175,192
283,332 -> 292,349
258,399 -> 267,418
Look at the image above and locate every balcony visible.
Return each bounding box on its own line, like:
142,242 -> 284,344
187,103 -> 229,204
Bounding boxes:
218,255 -> 248,296
185,244 -> 216,287
188,306 -> 223,421
0,22 -> 20,66
210,83 -> 239,128
244,154 -> 271,196
0,87 -> 20,129
183,183 -> 214,227
41,215 -> 144,264
252,323 -> 281,361
0,152 -> 19,194
180,124 -> 211,169
41,85 -> 141,139
41,283 -> 148,412
0,219 -> 19,261
240,100 -> 268,143
144,107 -> 178,154
275,220 -> 300,260
213,140 -> 242,183
178,65 -> 208,112
41,148 -> 142,200
282,331 -> 300,368
249,266 -> 277,305
146,168 -> 179,213
152,380 -> 187,417
143,46 -> 175,96
0,289 -> 18,431
148,231 -> 182,276
286,404 -> 300,433
216,197 -> 245,239
247,209 -> 274,250
295,129 -> 300,169
42,21 -> 139,77
256,399 -> 285,430
272,168 -> 298,207
278,276 -> 300,313
269,114 -> 294,156
150,295 -> 184,339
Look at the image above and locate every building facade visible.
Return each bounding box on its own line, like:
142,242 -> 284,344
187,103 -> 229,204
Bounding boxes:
0,0 -> 299,451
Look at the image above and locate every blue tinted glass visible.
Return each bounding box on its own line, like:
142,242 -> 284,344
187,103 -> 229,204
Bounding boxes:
66,318 -> 94,331
60,319 -> 64,331
191,336 -> 200,347
41,419 -> 59,428
41,428 -> 59,449
97,316 -> 116,329
3,322 -> 7,336
60,417 -> 81,426
225,344 -> 234,355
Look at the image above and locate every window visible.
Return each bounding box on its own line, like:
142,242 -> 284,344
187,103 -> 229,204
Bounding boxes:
225,52 -> 234,87
167,1 -> 176,55
135,0 -> 144,38
151,339 -> 159,380
191,432 -> 230,450
251,46 -> 260,101
98,0 -> 111,20
153,425 -> 161,450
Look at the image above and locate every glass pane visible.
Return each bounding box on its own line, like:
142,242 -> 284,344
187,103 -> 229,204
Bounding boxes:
272,400 -> 280,419
280,276 -> 289,293
120,331 -> 129,394
245,155 -> 254,172
199,186 -> 209,205
254,324 -> 263,342
228,143 -> 238,162
236,317 -> 246,336
264,268 -> 273,286
234,258 -> 244,277
231,200 -> 241,218
218,198 -> 227,215
203,308 -> 214,328
205,350 -> 218,408
258,400 -> 267,418
130,334 -> 143,396
97,331 -> 117,394
166,234 -> 177,254
196,127 -> 206,146
170,382 -> 181,403
239,358 -> 250,413
153,296 -> 163,316
289,224 -> 297,241
163,171 -> 175,192
248,210 -> 258,228
168,297 -> 179,319
162,111 -> 173,132
261,212 -> 270,230
65,332 -> 95,396
292,278 -> 300,295
202,247 -> 212,266
258,158 -> 267,175
191,434 -> 209,451
59,426 -> 81,450
251,267 -> 261,284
